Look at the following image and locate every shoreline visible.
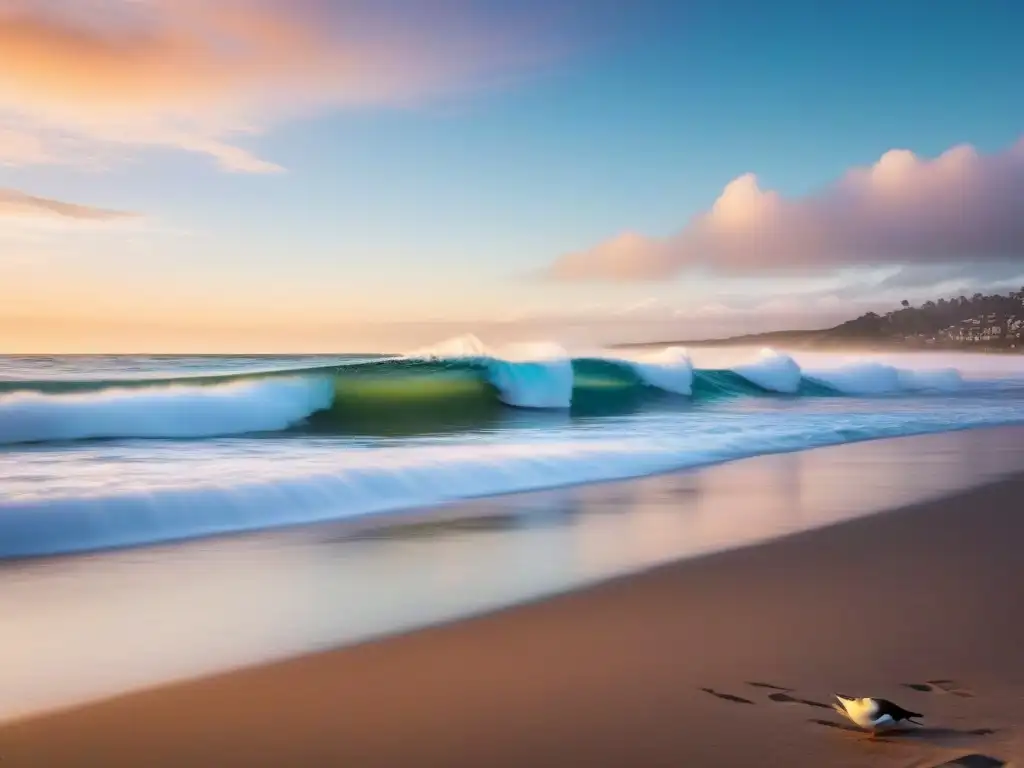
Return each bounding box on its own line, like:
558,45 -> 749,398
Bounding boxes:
8,419 -> 1024,565
3,433 -> 1024,765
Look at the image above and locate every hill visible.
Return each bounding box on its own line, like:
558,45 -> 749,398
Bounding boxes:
619,289 -> 1024,351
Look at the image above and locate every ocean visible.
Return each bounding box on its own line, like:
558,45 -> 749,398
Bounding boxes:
3,335 -> 1024,560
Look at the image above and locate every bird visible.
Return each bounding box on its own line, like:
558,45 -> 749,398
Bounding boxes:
833,694 -> 923,734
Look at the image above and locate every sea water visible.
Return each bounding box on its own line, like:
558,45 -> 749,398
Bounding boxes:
2,338 -> 1024,559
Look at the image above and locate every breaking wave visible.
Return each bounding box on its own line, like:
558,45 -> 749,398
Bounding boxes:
0,336 -> 978,445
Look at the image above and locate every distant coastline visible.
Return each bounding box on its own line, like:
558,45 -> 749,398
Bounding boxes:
618,289 -> 1024,352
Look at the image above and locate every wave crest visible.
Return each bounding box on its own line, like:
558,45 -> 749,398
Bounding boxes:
0,338 -> 976,445
0,377 -> 334,444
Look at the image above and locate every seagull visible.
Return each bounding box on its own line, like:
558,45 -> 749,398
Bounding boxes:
833,694 -> 923,734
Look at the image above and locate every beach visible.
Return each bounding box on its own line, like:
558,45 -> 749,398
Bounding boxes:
6,1 -> 1023,763
3,434 -> 1023,766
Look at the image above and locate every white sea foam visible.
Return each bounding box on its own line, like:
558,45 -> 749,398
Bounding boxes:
413,336 -> 697,402
603,347 -> 694,395
0,377 -> 334,445
4,403 -> 1024,558
407,333 -> 490,360
409,335 -> 574,408
487,356 -> 574,408
717,347 -> 967,395
731,348 -> 804,393
806,363 -> 963,394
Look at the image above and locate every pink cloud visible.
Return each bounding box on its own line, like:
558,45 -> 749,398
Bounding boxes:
0,188 -> 138,221
0,0 -> 566,171
550,138 -> 1024,280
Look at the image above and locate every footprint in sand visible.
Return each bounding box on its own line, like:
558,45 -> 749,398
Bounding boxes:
904,679 -> 975,698
739,681 -> 834,709
904,683 -> 934,692
699,687 -> 755,705
928,679 -> 976,698
764,691 -> 833,710
931,755 -> 1005,767
745,681 -> 793,692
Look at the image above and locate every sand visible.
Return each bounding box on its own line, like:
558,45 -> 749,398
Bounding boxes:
3,473 -> 1024,766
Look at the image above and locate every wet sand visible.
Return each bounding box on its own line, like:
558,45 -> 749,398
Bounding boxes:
3,456 -> 1024,765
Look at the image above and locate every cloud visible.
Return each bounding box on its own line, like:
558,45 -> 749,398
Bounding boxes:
550,138 -> 1024,281
0,0 -> 573,172
0,188 -> 138,221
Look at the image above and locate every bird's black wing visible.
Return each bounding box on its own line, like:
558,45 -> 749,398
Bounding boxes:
874,699 -> 923,721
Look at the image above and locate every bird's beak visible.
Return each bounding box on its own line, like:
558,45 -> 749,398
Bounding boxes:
832,695 -> 852,719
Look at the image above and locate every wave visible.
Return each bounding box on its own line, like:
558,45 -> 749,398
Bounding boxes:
0,336 -> 980,445
732,349 -> 803,393
0,377 -> 335,444
411,337 -> 576,408
803,362 -> 962,394
5,406 -> 1024,559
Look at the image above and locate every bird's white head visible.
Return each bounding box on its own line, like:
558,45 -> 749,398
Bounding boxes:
835,694 -> 875,718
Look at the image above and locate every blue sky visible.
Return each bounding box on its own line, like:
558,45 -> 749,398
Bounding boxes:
2,0 -> 1023,351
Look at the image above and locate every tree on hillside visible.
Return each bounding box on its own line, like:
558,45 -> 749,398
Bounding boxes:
830,289 -> 1023,347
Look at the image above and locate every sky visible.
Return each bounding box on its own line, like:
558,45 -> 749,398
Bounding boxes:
2,0 -> 1023,352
